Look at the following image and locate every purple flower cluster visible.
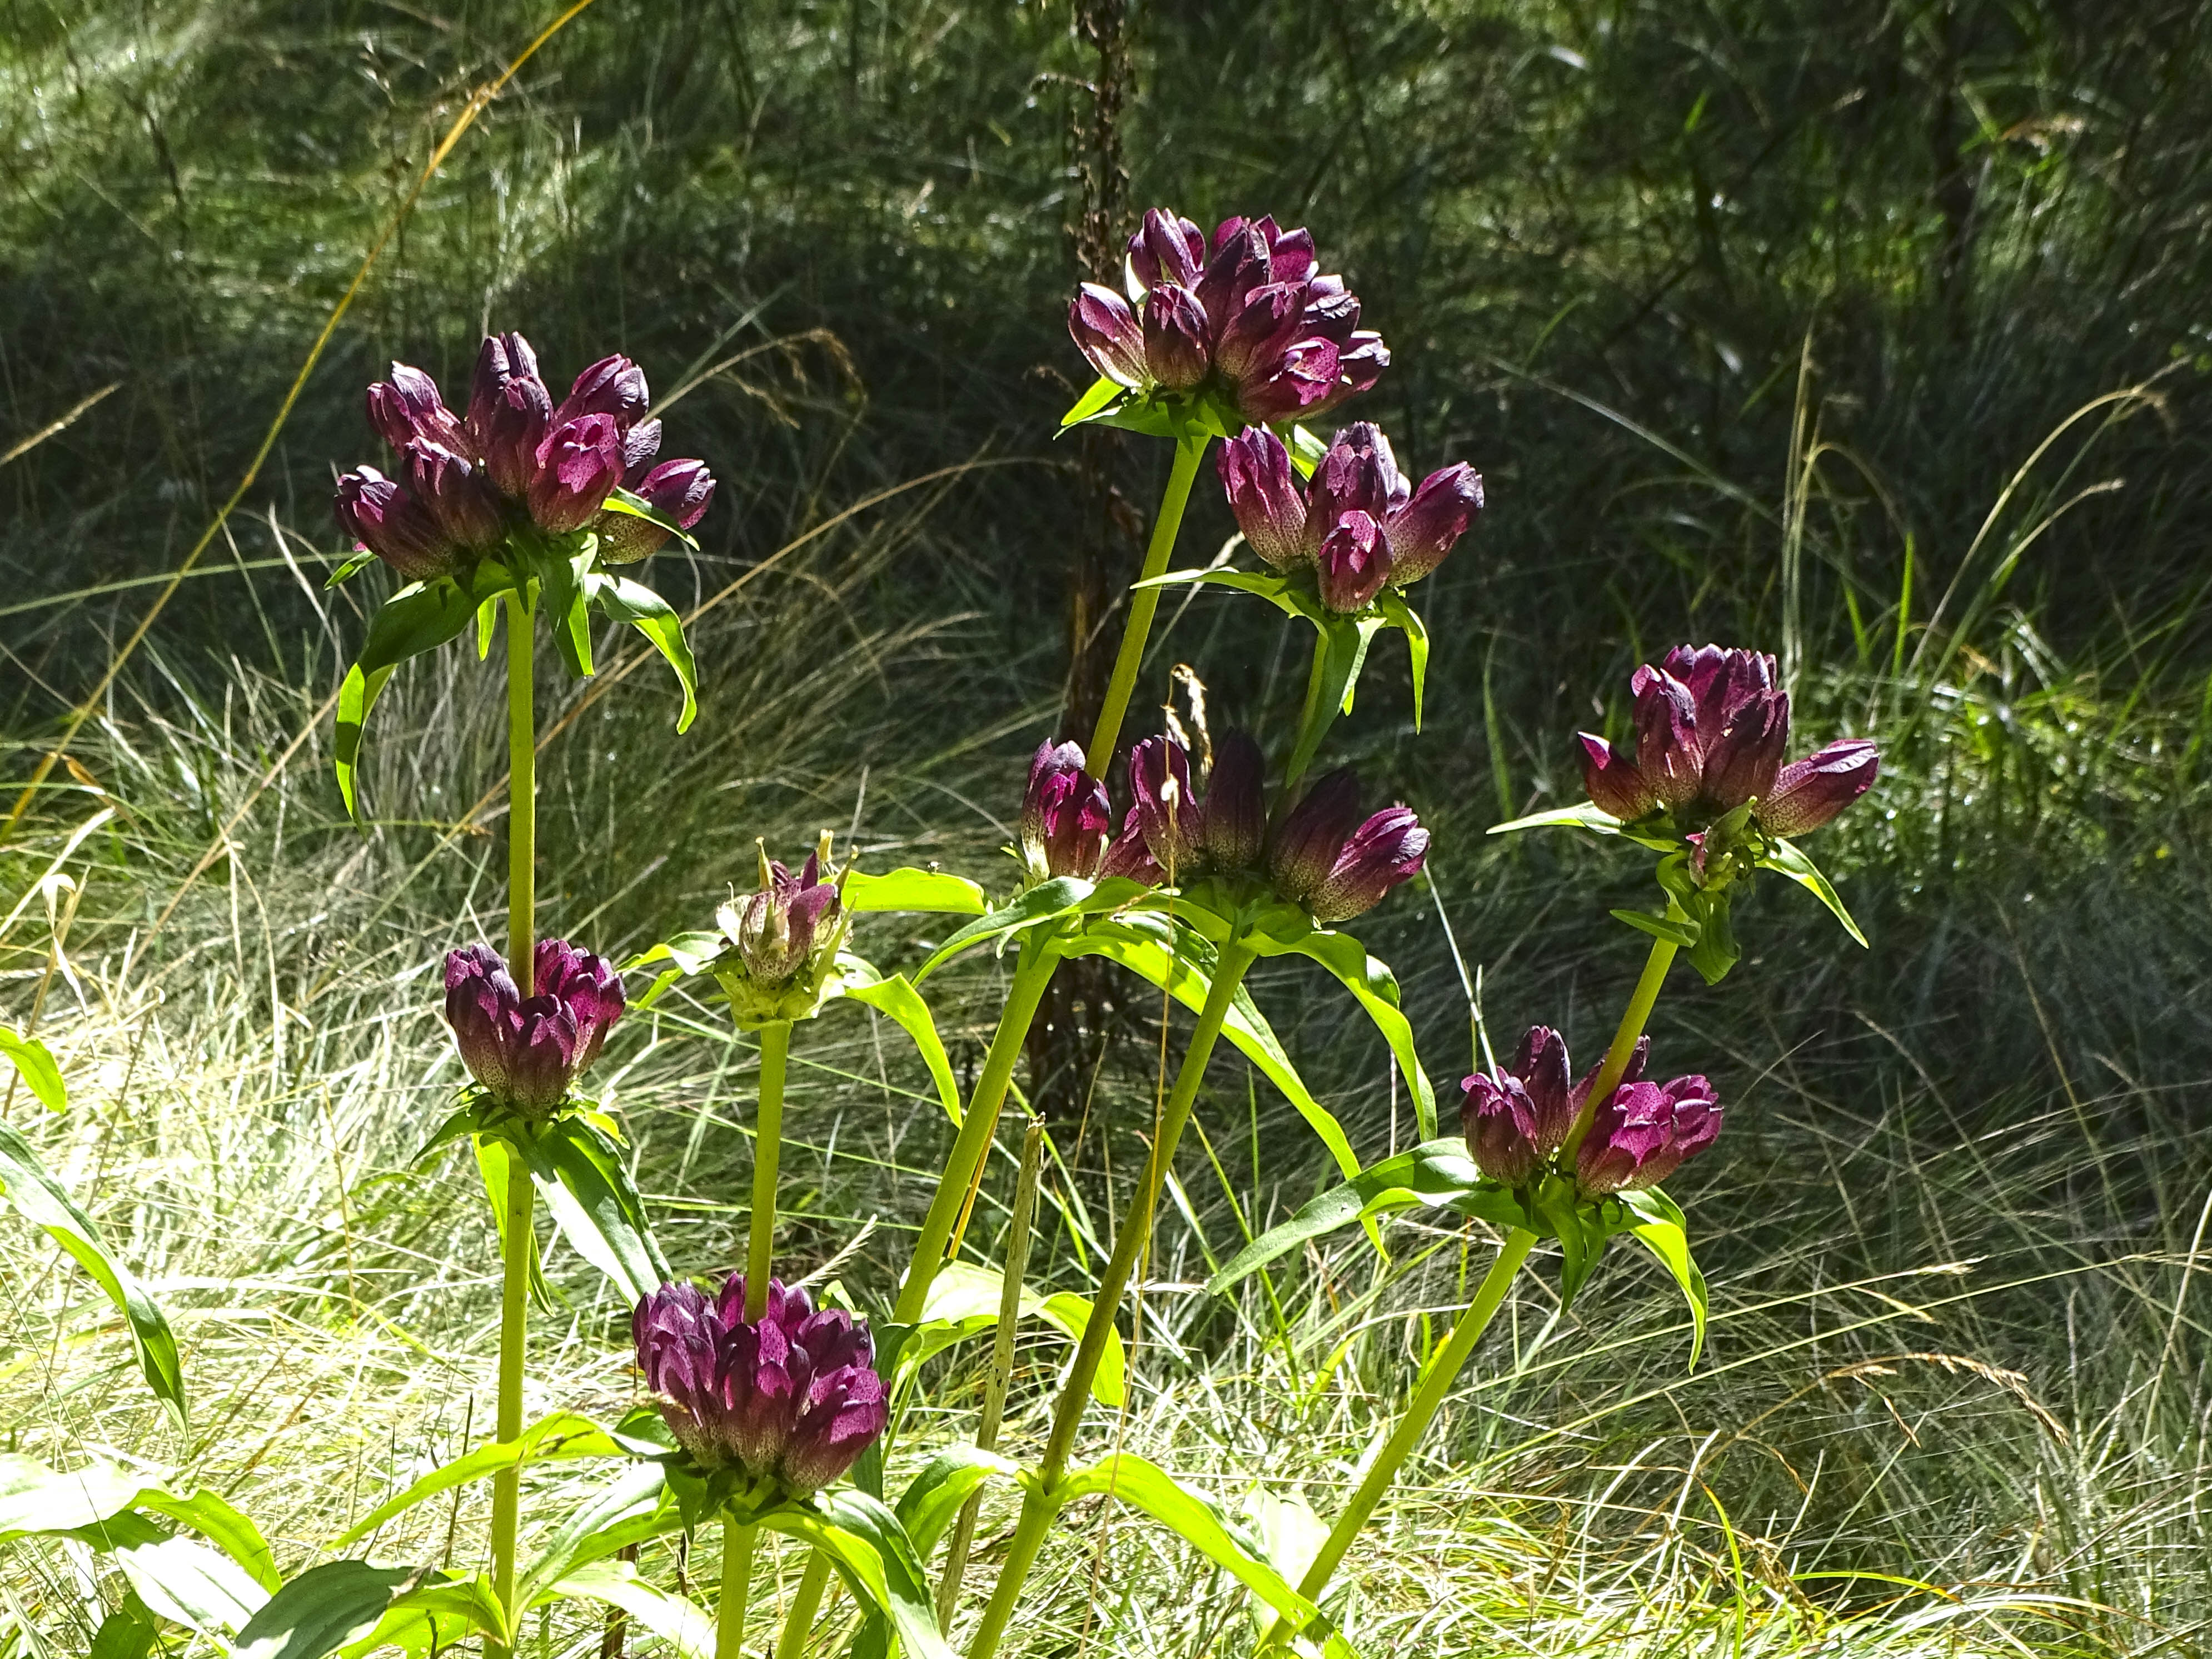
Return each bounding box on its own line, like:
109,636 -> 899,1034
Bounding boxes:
721,840 -> 845,992
1461,1027 -> 1722,1198
1218,424 -> 1483,612
632,1274 -> 887,1499
335,333 -> 716,583
1580,646 -> 1877,836
444,939 -> 626,1115
1019,735 -> 1427,925
1069,210 -> 1387,425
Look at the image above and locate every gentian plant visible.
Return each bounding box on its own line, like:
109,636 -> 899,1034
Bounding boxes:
0,215 -> 1889,1659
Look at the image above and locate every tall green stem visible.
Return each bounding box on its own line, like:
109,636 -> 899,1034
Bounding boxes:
718,1517 -> 758,1659
1560,935 -> 1677,1160
1278,1228 -> 1535,1636
1084,435 -> 1208,775
963,940 -> 1257,1659
488,593 -> 536,1656
775,946 -> 1059,1658
748,1023 -> 791,1314
1282,628 -> 1334,792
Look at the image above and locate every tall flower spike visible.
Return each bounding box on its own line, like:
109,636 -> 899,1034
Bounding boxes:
632,1274 -> 888,1499
443,939 -> 625,1115
1214,425 -> 1483,611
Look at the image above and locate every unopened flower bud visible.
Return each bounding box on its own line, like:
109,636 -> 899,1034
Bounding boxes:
1316,510 -> 1389,612
1575,1074 -> 1722,1197
1761,739 -> 1879,835
335,466 -> 452,584
528,415 -> 625,534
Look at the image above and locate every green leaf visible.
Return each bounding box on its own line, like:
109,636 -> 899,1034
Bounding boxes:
624,930 -> 728,1011
331,1413 -> 629,1550
1535,1184 -> 1601,1307
1760,836 -> 1868,946
228,1562 -> 426,1659
0,1122 -> 186,1427
905,1262 -> 1125,1407
599,487 -> 703,554
1268,930 -> 1437,1141
516,1114 -> 670,1303
1284,423 -> 1329,478
1608,908 -> 1701,949
1372,587 -> 1429,731
1487,800 -> 1626,838
1057,916 -> 1360,1179
1051,1456 -> 1336,1638
475,596 -> 499,660
913,876 -> 1147,981
540,546 -> 599,679
841,975 -> 963,1126
591,575 -> 699,733
0,1453 -> 142,1543
1206,1140 -> 1530,1295
1059,375 -> 1130,429
322,549 -> 377,590
1618,1187 -> 1709,1367
1683,886 -> 1741,986
543,1562 -> 711,1658
89,1599 -> 160,1659
0,1027 -> 64,1113
133,1488 -> 281,1593
841,868 -> 989,916
332,579 -> 482,820
756,1491 -> 950,1659
890,1445 -> 1024,1558
114,1533 -> 267,1637
469,1135 -> 547,1310
518,1464 -> 680,1607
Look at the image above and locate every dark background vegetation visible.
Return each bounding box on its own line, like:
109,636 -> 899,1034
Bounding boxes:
4,0 -> 2210,1640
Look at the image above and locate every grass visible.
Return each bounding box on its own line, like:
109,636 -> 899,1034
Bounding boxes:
6,1 -> 2212,1654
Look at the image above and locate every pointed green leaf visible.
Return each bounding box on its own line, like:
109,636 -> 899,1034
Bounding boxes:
913,876 -> 1119,982
905,1262 -> 1124,1406
90,1598 -> 160,1659
332,663 -> 392,822
890,1445 -> 1024,1557
0,1122 -> 185,1427
227,1562 -> 422,1659
1060,375 -> 1131,429
1487,801 -> 1626,837
115,1533 -> 267,1637
517,1114 -> 670,1303
1269,930 -> 1437,1141
544,1562 -> 711,1658
132,1488 -> 281,1592
592,575 -> 699,734
841,974 -> 962,1126
475,597 -> 499,660
541,547 -> 598,679
1373,586 -> 1429,730
322,550 -> 377,590
1760,836 -> 1868,946
840,868 -> 989,916
330,1413 -> 629,1550
1608,908 -> 1701,949
0,1027 -> 65,1113
599,487 -> 702,554
1618,1187 -> 1709,1367
1057,916 -> 1360,1178
517,1464 -> 680,1607
756,1491 -> 950,1659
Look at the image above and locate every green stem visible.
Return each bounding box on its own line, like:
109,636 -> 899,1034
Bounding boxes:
963,940 -> 1258,1659
748,1022 -> 791,1317
719,1517 -> 758,1659
1282,626 -> 1334,792
1084,435 -> 1209,775
488,593 -> 537,1657
1282,1228 -> 1535,1631
1560,935 -> 1678,1160
774,946 -> 1059,1658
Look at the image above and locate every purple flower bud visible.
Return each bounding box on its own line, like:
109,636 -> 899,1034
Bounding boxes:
444,939 -> 625,1115
480,378 -> 553,499
1126,735 -> 1203,876
1382,463 -> 1484,585
622,418 -> 664,480
1575,1073 -> 1722,1197
597,457 -> 717,565
1579,732 -> 1659,821
1098,809 -> 1163,884
1143,284 -> 1212,391
401,443 -> 505,552
1195,221 -> 1272,335
1309,423 -> 1404,533
1630,665 -> 1703,809
335,466 -> 453,584
1304,804 -> 1428,924
1316,510 -> 1389,612
1217,428 -> 1309,571
1760,739 -> 1879,836
467,332 -> 549,457
1213,282 -> 1304,384
1236,336 -> 1341,425
366,364 -> 467,454
728,844 -> 844,989
1127,209 -> 1207,296
1461,1074 -> 1545,1186
1665,645 -> 1777,754
528,414 -> 626,534
1509,1025 -> 1577,1153
554,355 -> 650,432
1020,741 -> 1113,883
1332,332 -> 1392,402
632,1274 -> 887,1498
1702,689 -> 1790,812
1266,769 -> 1367,908
1070,283 -> 1148,387
1197,731 -> 1266,871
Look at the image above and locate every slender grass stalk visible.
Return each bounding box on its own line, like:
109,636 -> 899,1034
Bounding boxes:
487,592 -> 537,1656
963,940 -> 1258,1659
1084,434 -> 1209,774
1561,935 -> 1677,1160
936,1118 -> 1045,1626
1274,1227 -> 1536,1640
719,1519 -> 759,1659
